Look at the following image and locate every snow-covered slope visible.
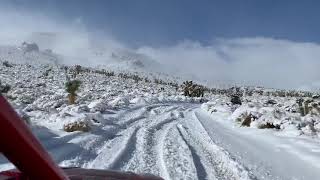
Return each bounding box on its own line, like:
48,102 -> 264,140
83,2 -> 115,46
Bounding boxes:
0,43 -> 192,83
1,54 -> 320,179
0,45 -> 62,65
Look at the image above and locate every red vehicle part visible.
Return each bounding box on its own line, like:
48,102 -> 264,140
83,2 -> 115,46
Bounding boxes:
0,95 -> 67,179
0,95 -> 162,180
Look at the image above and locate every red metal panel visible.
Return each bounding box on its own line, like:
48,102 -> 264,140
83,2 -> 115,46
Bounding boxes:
0,95 -> 68,179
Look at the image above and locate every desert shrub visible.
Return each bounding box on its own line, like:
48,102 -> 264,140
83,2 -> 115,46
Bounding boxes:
240,113 -> 257,127
313,94 -> 320,100
258,122 -> 280,129
199,98 -> 208,103
63,121 -> 90,132
132,75 -> 142,83
169,82 -> 179,88
246,89 -> 253,96
2,61 -> 12,67
144,77 -> 151,83
0,81 -> 11,94
230,94 -> 242,105
241,115 -> 251,127
65,80 -> 81,104
75,65 -> 82,74
118,72 -> 143,82
105,71 -> 115,77
43,68 -> 52,77
277,90 -> 286,97
265,99 -> 277,105
181,81 -> 204,97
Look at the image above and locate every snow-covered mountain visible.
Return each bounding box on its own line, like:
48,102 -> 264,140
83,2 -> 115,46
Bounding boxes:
0,42 -> 196,83
0,45 -> 62,65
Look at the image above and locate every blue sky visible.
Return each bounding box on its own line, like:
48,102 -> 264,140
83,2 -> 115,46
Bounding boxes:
3,0 -> 320,47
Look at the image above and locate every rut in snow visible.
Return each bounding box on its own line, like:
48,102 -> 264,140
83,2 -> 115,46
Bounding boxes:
139,112 -> 179,175
177,126 -> 208,180
121,106 -> 186,176
108,127 -> 140,170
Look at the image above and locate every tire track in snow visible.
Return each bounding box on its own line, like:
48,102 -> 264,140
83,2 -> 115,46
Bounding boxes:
42,132 -> 94,164
179,111 -> 256,180
115,104 -> 172,129
89,105 -> 182,172
142,106 -> 203,179
108,127 -> 140,170
45,131 -> 116,167
161,124 -> 199,180
177,126 -> 208,180
139,114 -> 177,175
87,126 -> 140,170
157,122 -> 175,180
124,107 -> 187,177
116,107 -> 149,128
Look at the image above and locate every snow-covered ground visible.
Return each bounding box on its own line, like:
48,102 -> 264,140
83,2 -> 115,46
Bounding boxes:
1,47 -> 320,180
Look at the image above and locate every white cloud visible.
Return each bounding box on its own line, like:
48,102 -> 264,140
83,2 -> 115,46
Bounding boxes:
137,38 -> 320,91
0,7 -> 124,58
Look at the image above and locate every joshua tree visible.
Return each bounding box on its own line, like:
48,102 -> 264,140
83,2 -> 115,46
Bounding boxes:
297,98 -> 305,116
297,98 -> 313,116
65,80 -> 81,104
304,99 -> 313,115
181,81 -> 205,97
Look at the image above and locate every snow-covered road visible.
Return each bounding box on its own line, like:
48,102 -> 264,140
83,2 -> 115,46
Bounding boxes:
1,103 -> 320,180
80,103 -> 252,180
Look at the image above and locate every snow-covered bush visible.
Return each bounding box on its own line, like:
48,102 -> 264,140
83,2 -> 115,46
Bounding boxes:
204,95 -> 320,137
